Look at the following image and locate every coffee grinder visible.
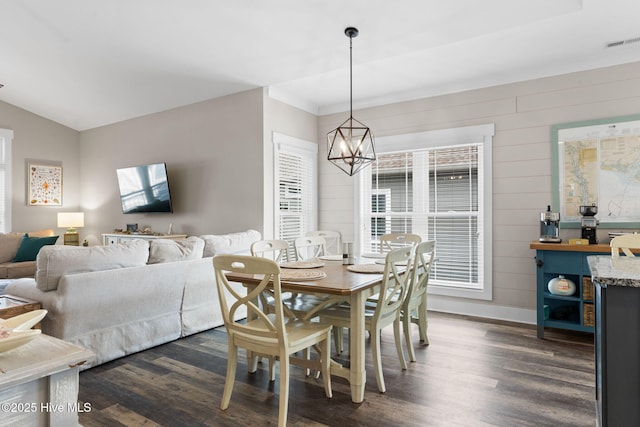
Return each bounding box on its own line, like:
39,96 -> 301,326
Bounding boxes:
580,204 -> 598,244
539,205 -> 562,243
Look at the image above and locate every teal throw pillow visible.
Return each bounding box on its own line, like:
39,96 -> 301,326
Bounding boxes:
13,234 -> 59,262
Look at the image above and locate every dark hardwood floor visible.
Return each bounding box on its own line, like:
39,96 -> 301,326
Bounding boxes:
78,312 -> 596,426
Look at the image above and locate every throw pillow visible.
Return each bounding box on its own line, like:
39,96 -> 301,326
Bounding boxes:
148,237 -> 205,264
13,234 -> 59,262
199,229 -> 261,257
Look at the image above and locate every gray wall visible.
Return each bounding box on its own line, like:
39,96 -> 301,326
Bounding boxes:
318,61 -> 640,323
79,88 -> 265,245
262,95 -> 318,239
0,100 -> 80,234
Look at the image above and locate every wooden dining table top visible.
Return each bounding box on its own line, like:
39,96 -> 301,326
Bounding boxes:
225,258 -> 384,296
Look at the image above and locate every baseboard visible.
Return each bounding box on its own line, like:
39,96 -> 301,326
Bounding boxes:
427,295 -> 536,325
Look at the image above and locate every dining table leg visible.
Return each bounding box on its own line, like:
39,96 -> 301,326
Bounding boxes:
349,291 -> 366,403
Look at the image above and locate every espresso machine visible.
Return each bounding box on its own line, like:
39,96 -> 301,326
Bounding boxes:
580,204 -> 598,244
539,205 -> 562,243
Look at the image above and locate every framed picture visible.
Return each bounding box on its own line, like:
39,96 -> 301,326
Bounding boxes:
551,114 -> 640,229
28,163 -> 62,206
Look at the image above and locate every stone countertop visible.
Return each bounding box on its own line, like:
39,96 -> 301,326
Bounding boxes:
587,255 -> 640,288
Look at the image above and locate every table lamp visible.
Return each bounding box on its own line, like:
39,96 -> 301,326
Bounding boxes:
57,212 -> 84,246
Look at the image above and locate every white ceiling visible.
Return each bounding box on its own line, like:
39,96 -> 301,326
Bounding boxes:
1,0 -> 640,131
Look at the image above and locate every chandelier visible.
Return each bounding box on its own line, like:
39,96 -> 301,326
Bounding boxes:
327,27 -> 375,176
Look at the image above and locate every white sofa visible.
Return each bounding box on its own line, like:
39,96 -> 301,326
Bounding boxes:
5,229 -> 260,369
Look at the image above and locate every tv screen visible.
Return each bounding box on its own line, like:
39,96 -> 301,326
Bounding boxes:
116,163 -> 173,214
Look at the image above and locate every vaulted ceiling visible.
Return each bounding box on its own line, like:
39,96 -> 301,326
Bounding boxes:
1,0 -> 639,131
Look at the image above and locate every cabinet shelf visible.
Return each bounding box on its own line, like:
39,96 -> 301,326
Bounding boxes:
543,292 -> 580,301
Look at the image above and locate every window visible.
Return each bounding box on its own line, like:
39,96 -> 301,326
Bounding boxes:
357,124 -> 493,300
0,129 -> 12,233
274,133 -> 317,259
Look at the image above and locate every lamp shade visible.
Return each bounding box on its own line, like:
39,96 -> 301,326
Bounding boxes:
57,212 -> 85,230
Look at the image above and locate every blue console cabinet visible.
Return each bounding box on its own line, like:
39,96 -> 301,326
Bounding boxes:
530,242 -> 608,338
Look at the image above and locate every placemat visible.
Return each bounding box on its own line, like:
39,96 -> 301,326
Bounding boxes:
361,252 -> 386,259
280,270 -> 327,281
375,259 -> 409,266
347,264 -> 385,274
281,260 -> 325,269
318,254 -> 343,261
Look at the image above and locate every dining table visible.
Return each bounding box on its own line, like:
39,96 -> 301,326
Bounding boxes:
225,255 -> 387,403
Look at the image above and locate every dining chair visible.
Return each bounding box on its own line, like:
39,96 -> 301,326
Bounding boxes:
402,240 -> 436,362
318,247 -> 413,393
294,236 -> 327,260
251,239 -> 295,314
610,233 -> 640,257
380,233 -> 422,253
253,238 -> 335,315
213,254 -> 333,427
306,230 -> 342,255
250,239 -> 290,262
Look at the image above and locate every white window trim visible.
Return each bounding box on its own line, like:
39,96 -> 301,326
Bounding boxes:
0,129 -> 13,233
355,124 -> 494,301
273,132 -> 318,241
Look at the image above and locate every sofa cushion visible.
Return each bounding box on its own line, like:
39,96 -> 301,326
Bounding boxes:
28,229 -> 56,237
199,229 -> 261,257
5,261 -> 37,279
13,234 -> 59,262
36,239 -> 150,291
148,237 -> 205,264
0,232 -> 24,263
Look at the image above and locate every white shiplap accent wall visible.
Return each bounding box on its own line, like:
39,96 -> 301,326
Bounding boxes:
317,61 -> 640,324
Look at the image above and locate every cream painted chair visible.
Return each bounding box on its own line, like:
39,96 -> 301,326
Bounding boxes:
250,239 -> 290,262
380,233 -> 422,253
306,230 -> 342,256
213,255 -> 332,427
402,240 -> 436,361
294,236 -> 327,260
318,247 -> 413,393
610,234 -> 640,257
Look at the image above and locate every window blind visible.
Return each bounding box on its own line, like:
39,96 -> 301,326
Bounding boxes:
274,134 -> 317,260
360,143 -> 483,290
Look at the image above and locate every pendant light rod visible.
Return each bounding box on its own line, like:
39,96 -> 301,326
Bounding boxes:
345,27 -> 358,118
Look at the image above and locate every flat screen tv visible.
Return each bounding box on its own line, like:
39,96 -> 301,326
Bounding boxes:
116,162 -> 173,214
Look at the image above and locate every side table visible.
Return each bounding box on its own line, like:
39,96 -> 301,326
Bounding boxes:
0,334 -> 95,426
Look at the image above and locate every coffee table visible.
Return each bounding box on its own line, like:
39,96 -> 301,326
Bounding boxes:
0,334 -> 94,426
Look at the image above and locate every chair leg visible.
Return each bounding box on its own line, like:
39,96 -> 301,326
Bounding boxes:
404,311 -> 416,363
247,350 -> 259,373
278,351 -> 290,427
370,327 -> 386,393
269,356 -> 276,381
321,333 -> 333,398
418,298 -> 429,345
304,347 -> 311,376
333,327 -> 344,354
221,342 -> 238,410
394,317 -> 407,370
